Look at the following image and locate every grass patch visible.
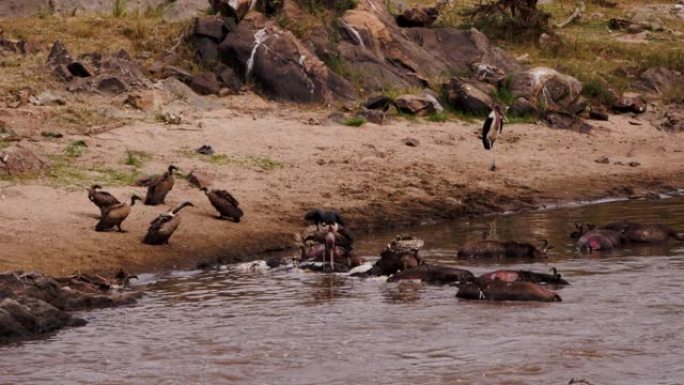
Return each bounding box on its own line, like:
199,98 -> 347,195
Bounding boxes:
124,149 -> 151,167
53,106 -> 120,131
342,116 -> 367,127
41,156 -> 141,186
64,140 -> 88,157
427,111 -> 449,122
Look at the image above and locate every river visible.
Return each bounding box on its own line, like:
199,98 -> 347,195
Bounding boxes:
2,196 -> 684,384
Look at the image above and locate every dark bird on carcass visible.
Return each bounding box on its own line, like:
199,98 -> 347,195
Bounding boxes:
142,201 -> 194,245
457,239 -> 551,259
95,195 -> 142,232
481,104 -> 507,171
88,184 -> 120,216
144,165 -> 178,206
477,267 -> 569,286
200,187 -> 243,222
304,208 -> 345,229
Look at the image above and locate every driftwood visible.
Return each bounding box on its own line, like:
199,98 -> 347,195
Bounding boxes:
554,1 -> 585,28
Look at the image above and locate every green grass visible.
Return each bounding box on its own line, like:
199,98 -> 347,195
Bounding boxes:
124,149 -> 151,167
64,140 -> 88,158
37,155 -> 141,186
427,112 -> 449,122
342,116 -> 367,127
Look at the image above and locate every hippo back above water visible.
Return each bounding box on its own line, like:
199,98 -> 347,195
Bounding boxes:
603,221 -> 684,244
457,240 -> 550,259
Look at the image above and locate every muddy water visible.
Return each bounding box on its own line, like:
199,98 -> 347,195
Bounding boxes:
2,196 -> 684,385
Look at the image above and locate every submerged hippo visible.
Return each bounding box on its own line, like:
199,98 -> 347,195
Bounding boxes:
457,280 -> 562,302
477,267 -> 569,286
603,221 -> 684,244
457,240 -> 551,259
386,264 -> 475,285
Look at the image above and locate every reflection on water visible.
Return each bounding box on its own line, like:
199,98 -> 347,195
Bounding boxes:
2,197 -> 684,384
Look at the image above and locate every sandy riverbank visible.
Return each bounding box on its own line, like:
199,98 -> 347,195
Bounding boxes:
1,99 -> 683,276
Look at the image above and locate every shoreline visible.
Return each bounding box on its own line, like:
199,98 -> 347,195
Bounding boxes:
1,105 -> 684,277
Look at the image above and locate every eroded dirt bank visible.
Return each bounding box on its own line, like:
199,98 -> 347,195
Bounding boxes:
1,102 -> 683,276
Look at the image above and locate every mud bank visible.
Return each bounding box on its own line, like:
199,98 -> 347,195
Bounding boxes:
0,105 -> 683,276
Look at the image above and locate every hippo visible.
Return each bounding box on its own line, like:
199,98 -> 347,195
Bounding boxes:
386,264 -> 475,285
576,228 -> 626,251
477,267 -> 569,286
457,240 -> 551,259
603,221 -> 684,244
456,280 -> 562,302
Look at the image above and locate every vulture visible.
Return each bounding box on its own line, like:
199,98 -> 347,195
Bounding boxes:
142,201 -> 194,245
88,184 -> 120,215
95,195 -> 142,232
304,209 -> 345,229
200,187 -> 243,222
144,165 -> 178,206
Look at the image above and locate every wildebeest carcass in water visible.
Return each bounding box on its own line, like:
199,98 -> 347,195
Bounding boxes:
602,221 -> 684,244
476,267 -> 569,286
299,211 -> 360,272
457,280 -> 562,302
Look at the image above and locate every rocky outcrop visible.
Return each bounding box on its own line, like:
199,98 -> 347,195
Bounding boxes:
0,0 -> 208,20
509,67 -> 585,115
613,92 -> 647,114
218,23 -> 356,103
445,77 -> 495,114
632,67 -> 684,96
0,271 -> 140,344
47,42 -> 151,95
393,93 -> 443,116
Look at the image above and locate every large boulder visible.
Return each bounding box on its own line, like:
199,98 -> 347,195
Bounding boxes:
218,23 -> 356,103
509,67 -> 585,114
333,4 -> 521,93
445,77 -> 494,114
394,93 -> 443,116
209,0 -> 256,22
0,144 -> 47,176
613,92 -> 647,114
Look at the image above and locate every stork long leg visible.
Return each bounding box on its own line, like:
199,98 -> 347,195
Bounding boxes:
490,147 -> 497,171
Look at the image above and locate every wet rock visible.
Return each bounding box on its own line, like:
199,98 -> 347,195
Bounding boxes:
362,95 -> 392,111
445,77 -> 494,115
613,92 -> 647,114
403,137 -> 420,147
594,156 -> 610,164
189,72 -> 220,95
394,94 -> 442,116
0,144 -> 47,176
194,15 -> 226,40
396,6 -> 440,28
589,106 -> 609,121
0,271 -> 139,344
359,108 -> 386,125
218,23 -> 356,103
187,170 -> 213,188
